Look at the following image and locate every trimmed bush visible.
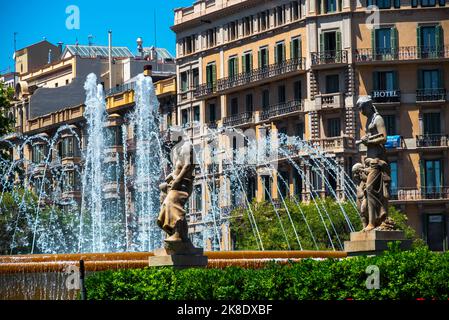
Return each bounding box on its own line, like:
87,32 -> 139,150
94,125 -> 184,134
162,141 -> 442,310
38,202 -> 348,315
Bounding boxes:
85,246 -> 449,300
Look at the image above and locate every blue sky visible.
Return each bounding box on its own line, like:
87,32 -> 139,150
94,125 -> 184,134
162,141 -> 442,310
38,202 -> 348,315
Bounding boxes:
0,0 -> 194,73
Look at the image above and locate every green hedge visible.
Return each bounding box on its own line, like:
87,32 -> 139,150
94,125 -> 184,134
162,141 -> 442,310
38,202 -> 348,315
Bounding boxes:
85,246 -> 449,300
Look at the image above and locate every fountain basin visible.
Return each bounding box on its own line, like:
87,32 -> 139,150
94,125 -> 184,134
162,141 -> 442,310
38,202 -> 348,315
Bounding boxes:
0,251 -> 346,300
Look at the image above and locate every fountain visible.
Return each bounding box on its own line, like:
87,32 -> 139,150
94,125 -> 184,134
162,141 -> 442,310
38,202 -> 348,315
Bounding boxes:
0,71 -> 365,299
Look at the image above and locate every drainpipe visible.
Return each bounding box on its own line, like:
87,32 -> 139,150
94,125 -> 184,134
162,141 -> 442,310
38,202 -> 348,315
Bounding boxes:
108,30 -> 113,90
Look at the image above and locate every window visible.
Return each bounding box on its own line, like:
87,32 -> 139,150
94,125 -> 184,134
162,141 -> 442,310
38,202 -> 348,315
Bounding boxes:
418,25 -> 443,58
184,35 -> 195,54
294,81 -> 302,101
293,170 -> 302,196
422,159 -> 442,194
376,0 -> 391,8
278,171 -> 289,199
242,52 -> 253,74
383,115 -> 397,135
104,162 -> 118,183
325,0 -> 337,12
182,109 -> 189,127
278,85 -> 286,104
206,28 -> 216,48
423,113 -> 441,135
327,118 -> 341,137
390,161 -> 398,197
325,74 -> 340,93
245,94 -> 253,112
228,21 -> 238,41
421,0 -> 436,6
55,83 -> 58,88
194,185 -> 202,212
275,6 -> 285,26
291,37 -> 302,60
262,175 -> 272,201
426,214 -> 446,251
209,104 -> 216,123
374,71 -> 397,91
193,106 -> 200,123
243,16 -> 253,36
275,42 -> 286,64
231,98 -> 239,115
262,90 -> 270,110
419,69 -> 441,89
180,71 -> 188,92
104,126 -> 122,147
258,11 -> 269,31
228,56 -> 239,78
259,47 -> 269,68
62,170 -> 81,192
192,68 -> 199,88
32,144 -> 48,164
206,63 -> 216,87
59,136 -> 80,159
296,122 -> 304,139
291,1 -> 300,20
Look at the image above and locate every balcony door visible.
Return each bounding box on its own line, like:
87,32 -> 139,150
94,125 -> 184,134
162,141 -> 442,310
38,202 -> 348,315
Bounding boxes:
422,159 -> 442,196
320,31 -> 342,63
325,74 -> 340,94
418,25 -> 443,58
423,112 -> 441,135
426,214 -> 447,252
373,71 -> 399,102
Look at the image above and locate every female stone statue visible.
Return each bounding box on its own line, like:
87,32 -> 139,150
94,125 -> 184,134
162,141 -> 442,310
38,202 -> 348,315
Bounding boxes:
356,96 -> 391,231
157,135 -> 194,243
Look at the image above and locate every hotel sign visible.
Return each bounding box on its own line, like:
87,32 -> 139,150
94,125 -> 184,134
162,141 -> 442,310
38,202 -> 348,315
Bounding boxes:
372,90 -> 399,98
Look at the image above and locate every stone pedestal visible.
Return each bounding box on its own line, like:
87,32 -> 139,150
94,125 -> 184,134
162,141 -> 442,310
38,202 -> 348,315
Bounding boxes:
344,230 -> 412,256
149,241 -> 208,268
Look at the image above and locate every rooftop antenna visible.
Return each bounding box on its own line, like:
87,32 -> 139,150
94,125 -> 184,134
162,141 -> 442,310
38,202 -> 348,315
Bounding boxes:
88,34 -> 94,57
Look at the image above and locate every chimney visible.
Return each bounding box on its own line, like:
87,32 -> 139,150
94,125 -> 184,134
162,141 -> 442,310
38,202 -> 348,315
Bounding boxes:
57,42 -> 63,54
143,65 -> 152,77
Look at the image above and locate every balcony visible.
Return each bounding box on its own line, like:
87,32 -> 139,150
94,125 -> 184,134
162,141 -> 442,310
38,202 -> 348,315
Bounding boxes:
391,187 -> 449,203
307,136 -> 356,154
354,46 -> 449,63
416,134 -> 449,148
311,50 -> 348,66
260,100 -> 304,121
371,90 -> 401,104
194,58 -> 306,98
416,88 -> 446,103
314,93 -> 344,110
223,111 -> 254,127
193,83 -> 216,98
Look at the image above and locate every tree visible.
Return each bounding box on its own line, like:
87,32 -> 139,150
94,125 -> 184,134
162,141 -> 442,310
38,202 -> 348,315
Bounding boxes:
0,81 -> 14,136
230,198 -> 417,251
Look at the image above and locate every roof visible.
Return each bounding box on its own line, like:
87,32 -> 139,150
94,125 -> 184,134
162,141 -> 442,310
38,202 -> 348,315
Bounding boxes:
142,47 -> 174,60
63,45 -> 134,58
16,40 -> 57,53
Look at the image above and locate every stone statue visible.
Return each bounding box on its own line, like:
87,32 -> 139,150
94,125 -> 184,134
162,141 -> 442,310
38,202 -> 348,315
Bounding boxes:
157,134 -> 194,244
355,96 -> 391,232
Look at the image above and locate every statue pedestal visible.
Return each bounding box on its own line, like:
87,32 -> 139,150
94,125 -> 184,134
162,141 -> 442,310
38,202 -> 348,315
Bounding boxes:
344,230 -> 412,256
149,241 -> 208,269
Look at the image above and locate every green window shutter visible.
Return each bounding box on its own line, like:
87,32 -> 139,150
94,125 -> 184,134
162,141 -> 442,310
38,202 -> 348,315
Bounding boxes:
258,50 -> 262,68
206,66 -> 211,85
299,38 -> 302,59
242,55 -> 246,73
420,160 -> 425,189
371,28 -> 376,56
274,46 -> 278,64
283,44 -> 286,62
290,41 -> 293,60
417,26 -> 422,58
336,31 -> 342,52
438,69 -> 444,89
436,24 -> 443,54
249,54 -> 253,70
320,33 -> 324,53
265,49 -> 269,66
235,57 -> 239,75
373,72 -> 379,91
393,71 -> 399,90
228,59 -> 232,77
212,64 -> 216,86
391,26 -> 398,56
417,69 -> 423,89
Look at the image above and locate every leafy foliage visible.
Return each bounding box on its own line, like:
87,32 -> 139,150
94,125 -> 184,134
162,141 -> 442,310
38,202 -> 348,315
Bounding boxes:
85,247 -> 449,300
230,198 -> 414,250
0,81 -> 14,137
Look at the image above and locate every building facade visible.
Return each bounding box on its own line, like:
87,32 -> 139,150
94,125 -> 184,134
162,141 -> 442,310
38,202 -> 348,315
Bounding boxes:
171,0 -> 449,251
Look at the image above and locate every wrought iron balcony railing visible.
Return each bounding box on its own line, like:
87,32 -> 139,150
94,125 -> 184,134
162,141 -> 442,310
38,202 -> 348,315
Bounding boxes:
260,100 -> 304,121
194,58 -> 306,98
354,46 -> 449,62
391,187 -> 449,201
416,88 -> 446,102
416,134 -> 449,148
217,58 -> 306,92
223,111 -> 254,127
311,50 -> 348,65
371,90 -> 401,103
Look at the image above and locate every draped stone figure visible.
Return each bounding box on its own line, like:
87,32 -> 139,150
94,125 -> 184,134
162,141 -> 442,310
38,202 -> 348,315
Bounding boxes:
355,96 -> 391,232
157,135 -> 194,243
